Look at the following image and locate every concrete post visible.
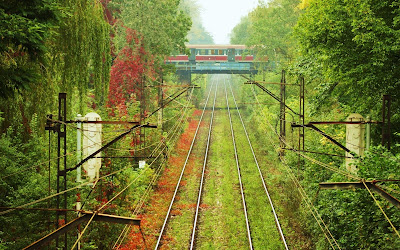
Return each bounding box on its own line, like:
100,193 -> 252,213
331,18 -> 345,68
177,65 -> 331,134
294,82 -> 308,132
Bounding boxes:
83,112 -> 102,183
346,113 -> 365,173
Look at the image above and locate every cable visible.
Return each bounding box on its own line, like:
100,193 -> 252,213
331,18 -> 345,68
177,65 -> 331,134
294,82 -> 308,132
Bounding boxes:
0,182 -> 90,216
73,89 -> 195,249
250,84 -> 360,180
154,81 -> 215,249
113,90 -> 195,248
362,181 -> 400,239
248,81 -> 341,249
70,166 -> 153,250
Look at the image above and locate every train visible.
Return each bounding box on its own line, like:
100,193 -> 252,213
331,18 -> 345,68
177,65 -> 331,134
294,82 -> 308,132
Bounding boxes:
166,44 -> 255,64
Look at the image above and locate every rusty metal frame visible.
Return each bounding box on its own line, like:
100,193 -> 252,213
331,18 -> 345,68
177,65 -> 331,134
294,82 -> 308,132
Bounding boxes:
245,81 -> 299,116
319,181 -> 400,210
24,213 -> 140,249
292,123 -> 354,155
56,93 -> 68,248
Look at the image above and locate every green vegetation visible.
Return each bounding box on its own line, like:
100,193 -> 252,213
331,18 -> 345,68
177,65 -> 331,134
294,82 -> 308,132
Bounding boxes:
0,0 -> 191,248
180,0 -> 215,44
196,80 -> 248,249
229,0 -> 400,248
2,0 -> 400,248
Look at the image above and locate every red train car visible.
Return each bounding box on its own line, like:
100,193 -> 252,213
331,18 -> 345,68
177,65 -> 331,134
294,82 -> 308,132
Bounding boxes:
167,44 -> 255,63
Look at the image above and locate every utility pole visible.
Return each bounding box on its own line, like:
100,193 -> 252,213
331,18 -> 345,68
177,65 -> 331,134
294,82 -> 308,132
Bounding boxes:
279,70 -> 286,156
56,93 -> 68,249
298,76 -> 305,169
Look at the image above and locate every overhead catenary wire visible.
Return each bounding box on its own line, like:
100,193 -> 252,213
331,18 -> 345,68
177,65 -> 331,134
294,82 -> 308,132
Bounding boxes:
0,181 -> 90,216
249,83 -> 341,249
2,76 -> 196,250
251,82 -> 400,241
113,89 -> 196,248
154,81 -> 215,249
250,84 -> 360,181
4,89 -> 193,233
113,116 -> 189,248
70,166 -> 152,250
362,180 -> 400,238
80,88 -> 196,223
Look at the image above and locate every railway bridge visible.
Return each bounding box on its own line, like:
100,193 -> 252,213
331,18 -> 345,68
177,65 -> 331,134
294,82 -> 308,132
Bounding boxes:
165,44 -> 264,83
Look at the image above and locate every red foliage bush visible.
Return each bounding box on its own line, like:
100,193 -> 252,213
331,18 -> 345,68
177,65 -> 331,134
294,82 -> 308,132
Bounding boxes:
118,110 -> 201,249
107,28 -> 155,118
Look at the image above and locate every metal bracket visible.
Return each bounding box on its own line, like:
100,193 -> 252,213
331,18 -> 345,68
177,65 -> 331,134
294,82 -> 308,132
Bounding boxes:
24,212 -> 140,249
245,81 -> 299,115
319,181 -> 400,210
291,123 -> 355,155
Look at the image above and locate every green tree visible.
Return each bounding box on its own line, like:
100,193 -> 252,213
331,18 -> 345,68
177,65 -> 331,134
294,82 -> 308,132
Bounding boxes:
0,0 -> 59,98
115,0 -> 191,61
230,16 -> 251,44
295,0 -> 400,140
247,0 -> 301,64
180,0 -> 214,44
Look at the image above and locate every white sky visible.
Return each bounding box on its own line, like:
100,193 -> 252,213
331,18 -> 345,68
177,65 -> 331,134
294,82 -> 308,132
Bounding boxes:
198,0 -> 259,44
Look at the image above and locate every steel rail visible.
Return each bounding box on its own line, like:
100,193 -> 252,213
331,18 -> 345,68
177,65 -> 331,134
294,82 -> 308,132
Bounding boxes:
154,81 -> 216,249
112,89 -> 196,249
189,80 -> 218,250
228,82 -> 289,250
224,79 -> 253,249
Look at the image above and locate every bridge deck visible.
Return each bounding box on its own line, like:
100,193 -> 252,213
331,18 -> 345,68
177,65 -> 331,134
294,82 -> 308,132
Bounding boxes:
170,62 -> 258,74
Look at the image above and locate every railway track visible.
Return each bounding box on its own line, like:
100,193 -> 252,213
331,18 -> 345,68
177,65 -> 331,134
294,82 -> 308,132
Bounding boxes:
225,77 -> 289,250
155,80 -> 217,249
224,79 -> 253,249
155,75 -> 288,249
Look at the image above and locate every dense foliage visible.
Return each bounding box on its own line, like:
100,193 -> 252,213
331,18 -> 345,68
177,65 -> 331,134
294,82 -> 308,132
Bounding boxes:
180,0 -> 215,44
0,0 -> 191,248
231,0 -> 400,248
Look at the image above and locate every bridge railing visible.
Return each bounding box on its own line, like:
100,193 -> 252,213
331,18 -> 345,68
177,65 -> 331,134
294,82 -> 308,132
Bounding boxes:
173,62 -> 253,72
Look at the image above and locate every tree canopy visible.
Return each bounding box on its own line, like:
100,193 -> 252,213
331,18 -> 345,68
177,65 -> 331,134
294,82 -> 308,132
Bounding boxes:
295,0 -> 400,116
180,0 -> 214,44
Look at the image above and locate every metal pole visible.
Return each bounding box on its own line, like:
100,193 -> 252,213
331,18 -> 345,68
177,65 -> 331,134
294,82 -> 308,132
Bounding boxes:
76,114 -> 82,250
382,95 -> 391,150
299,76 -> 305,169
279,70 -> 286,156
47,116 -> 51,250
56,93 -> 68,249
76,114 -> 82,183
366,116 -> 371,151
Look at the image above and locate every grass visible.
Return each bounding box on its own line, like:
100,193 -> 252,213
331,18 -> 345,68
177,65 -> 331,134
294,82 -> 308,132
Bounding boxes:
162,84 -> 215,249
134,75 -> 311,249
195,80 -> 248,249
227,81 -> 286,249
